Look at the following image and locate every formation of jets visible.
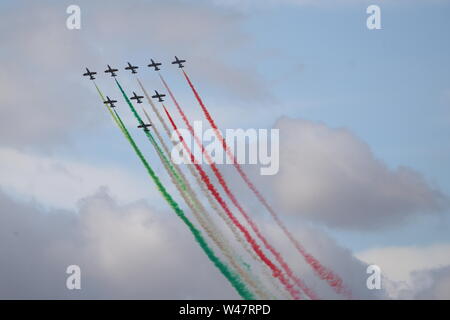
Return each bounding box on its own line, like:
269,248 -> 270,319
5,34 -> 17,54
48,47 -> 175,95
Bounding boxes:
84,56 -> 185,80
83,56 -> 186,132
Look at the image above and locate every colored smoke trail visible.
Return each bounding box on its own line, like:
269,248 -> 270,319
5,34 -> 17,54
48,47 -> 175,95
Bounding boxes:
116,79 -> 270,299
182,69 -> 349,297
139,76 -> 295,299
160,75 -> 317,300
162,104 -> 302,300
142,108 -> 204,222
93,81 -> 255,300
140,108 -> 269,300
138,78 -> 262,275
140,95 -> 278,300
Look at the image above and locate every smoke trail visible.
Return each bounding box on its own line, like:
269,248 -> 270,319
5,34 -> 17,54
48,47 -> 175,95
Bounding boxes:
139,76 -> 292,299
92,81 -> 255,300
116,79 -> 270,299
141,100 -> 279,300
141,108 -> 270,300
160,75 -> 317,300
138,78 -> 264,275
115,79 -> 181,185
138,78 -> 249,253
163,105 -> 303,300
181,70 -> 350,297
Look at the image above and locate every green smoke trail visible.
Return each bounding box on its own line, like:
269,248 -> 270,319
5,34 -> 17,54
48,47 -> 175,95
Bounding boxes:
137,78 -> 261,266
102,81 -> 279,299
115,79 -> 276,299
115,80 -> 186,188
137,78 -> 284,298
140,107 -> 271,300
93,82 -> 255,300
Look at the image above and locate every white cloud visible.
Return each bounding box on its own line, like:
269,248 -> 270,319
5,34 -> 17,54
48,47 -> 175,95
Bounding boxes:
357,244 -> 450,299
260,220 -> 387,299
357,244 -> 450,283
271,117 -> 447,229
0,186 -> 390,299
408,266 -> 450,300
0,188 -> 240,299
0,147 -> 155,210
87,0 -> 272,102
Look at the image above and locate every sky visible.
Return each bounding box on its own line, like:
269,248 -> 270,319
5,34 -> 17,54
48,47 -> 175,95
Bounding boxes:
0,0 -> 449,299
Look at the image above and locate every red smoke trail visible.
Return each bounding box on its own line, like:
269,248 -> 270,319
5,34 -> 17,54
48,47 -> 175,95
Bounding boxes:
160,75 -> 317,300
181,70 -> 350,298
163,105 -> 302,300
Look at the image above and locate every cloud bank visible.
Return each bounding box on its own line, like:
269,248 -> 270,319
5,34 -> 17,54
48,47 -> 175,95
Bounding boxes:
272,117 -> 447,229
357,244 -> 450,299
